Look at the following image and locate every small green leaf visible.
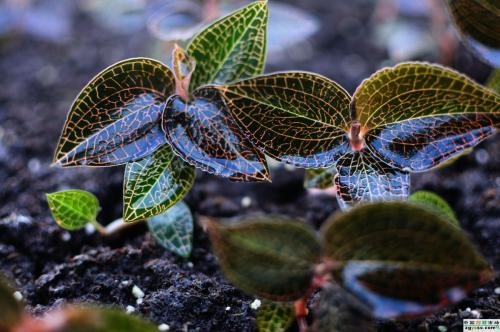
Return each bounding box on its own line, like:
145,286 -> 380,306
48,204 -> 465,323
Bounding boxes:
123,145 -> 195,222
205,216 -> 321,301
257,301 -> 295,332
187,0 -> 268,90
409,191 -> 459,226
147,201 -> 193,257
487,69 -> 500,93
354,62 -> 500,172
321,202 -> 493,319
0,276 -> 23,330
53,58 -> 174,167
304,167 -> 336,190
49,306 -> 158,332
217,72 -> 352,168
46,190 -> 100,230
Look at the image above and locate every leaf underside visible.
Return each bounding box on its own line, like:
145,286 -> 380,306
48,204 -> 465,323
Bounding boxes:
217,72 -> 352,168
321,202 -> 492,319
256,301 -> 295,332
162,88 -> 270,181
187,1 -> 268,90
123,144 -> 195,222
206,216 -> 321,301
54,58 -> 174,167
147,201 -> 193,257
0,276 -> 23,330
46,190 -> 100,230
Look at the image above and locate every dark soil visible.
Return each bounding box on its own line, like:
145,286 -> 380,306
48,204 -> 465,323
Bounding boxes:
0,1 -> 498,331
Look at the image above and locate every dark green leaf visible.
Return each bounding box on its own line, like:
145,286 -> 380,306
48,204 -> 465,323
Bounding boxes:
334,151 -> 409,210
123,145 -> 195,222
446,0 -> 500,66
0,276 -> 23,330
162,88 -> 269,181
147,201 -> 193,257
46,190 -> 99,230
321,202 -> 493,319
53,58 -> 174,167
256,301 -> 295,332
205,216 -> 321,301
409,191 -> 459,226
313,284 -> 374,332
217,72 -> 352,168
487,69 -> 500,93
187,1 -> 268,90
304,167 -> 336,190
353,62 -> 500,172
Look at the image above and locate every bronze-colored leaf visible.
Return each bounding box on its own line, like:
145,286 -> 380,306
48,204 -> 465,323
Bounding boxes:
54,58 -> 174,167
0,276 -> 23,330
205,216 -> 321,301
334,151 -> 409,210
217,72 -> 352,168
162,88 -> 269,181
321,202 -> 493,319
256,301 -> 295,332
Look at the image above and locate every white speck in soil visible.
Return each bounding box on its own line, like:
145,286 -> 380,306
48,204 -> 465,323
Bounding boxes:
16,215 -> 32,224
187,262 -> 194,269
225,306 -> 231,311
126,305 -> 135,314
136,298 -> 143,305
121,280 -> 130,286
241,196 -> 252,208
13,291 -> 23,301
158,324 -> 170,331
250,299 -> 261,310
61,232 -> 71,242
475,149 -> 489,165
437,326 -> 447,332
494,287 -> 500,295
27,158 -> 41,174
132,285 -> 145,299
471,310 -> 481,318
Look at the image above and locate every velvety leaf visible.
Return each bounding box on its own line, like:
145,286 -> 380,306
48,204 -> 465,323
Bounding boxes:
147,201 -> 193,257
487,69 -> 500,93
205,216 -> 321,301
217,72 -> 352,167
46,190 -> 99,230
123,145 -> 195,222
446,0 -> 500,66
0,276 -> 23,330
304,167 -> 336,190
409,191 -> 459,226
162,88 -> 269,181
256,301 -> 295,332
313,284 -> 374,332
321,202 -> 493,319
334,151 -> 410,210
187,0 -> 268,90
53,58 -> 174,167
353,62 -> 500,172
40,306 -> 158,332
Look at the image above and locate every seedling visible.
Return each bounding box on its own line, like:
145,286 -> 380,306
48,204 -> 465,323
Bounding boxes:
0,275 -> 158,332
203,201 -> 495,332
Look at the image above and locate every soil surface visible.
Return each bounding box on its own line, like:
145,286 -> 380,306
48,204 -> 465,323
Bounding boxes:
0,1 -> 498,331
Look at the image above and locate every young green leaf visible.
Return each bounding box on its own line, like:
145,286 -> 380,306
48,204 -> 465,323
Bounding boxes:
321,202 -> 493,319
487,69 -> 500,94
162,88 -> 270,181
304,167 -> 336,190
0,276 -> 23,330
46,190 -> 100,230
216,72 -> 352,168
256,301 -> 295,332
187,1 -> 268,90
409,191 -> 459,226
147,201 -> 193,257
334,151 -> 410,209
123,145 -> 195,222
446,0 -> 500,67
204,216 -> 321,301
53,58 -> 174,167
353,62 -> 500,172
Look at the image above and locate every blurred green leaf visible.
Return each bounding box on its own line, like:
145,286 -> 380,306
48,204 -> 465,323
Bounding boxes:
0,276 -> 23,330
205,216 -> 321,301
46,190 -> 99,230
304,167 -> 336,190
321,202 -> 493,319
123,145 -> 195,222
409,191 -> 459,226
487,69 -> 500,93
257,301 -> 295,332
53,58 -> 174,167
187,1 -> 268,90
147,201 -> 193,257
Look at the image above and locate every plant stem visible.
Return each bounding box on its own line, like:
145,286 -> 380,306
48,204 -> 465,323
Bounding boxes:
91,218 -> 142,236
91,220 -> 108,236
